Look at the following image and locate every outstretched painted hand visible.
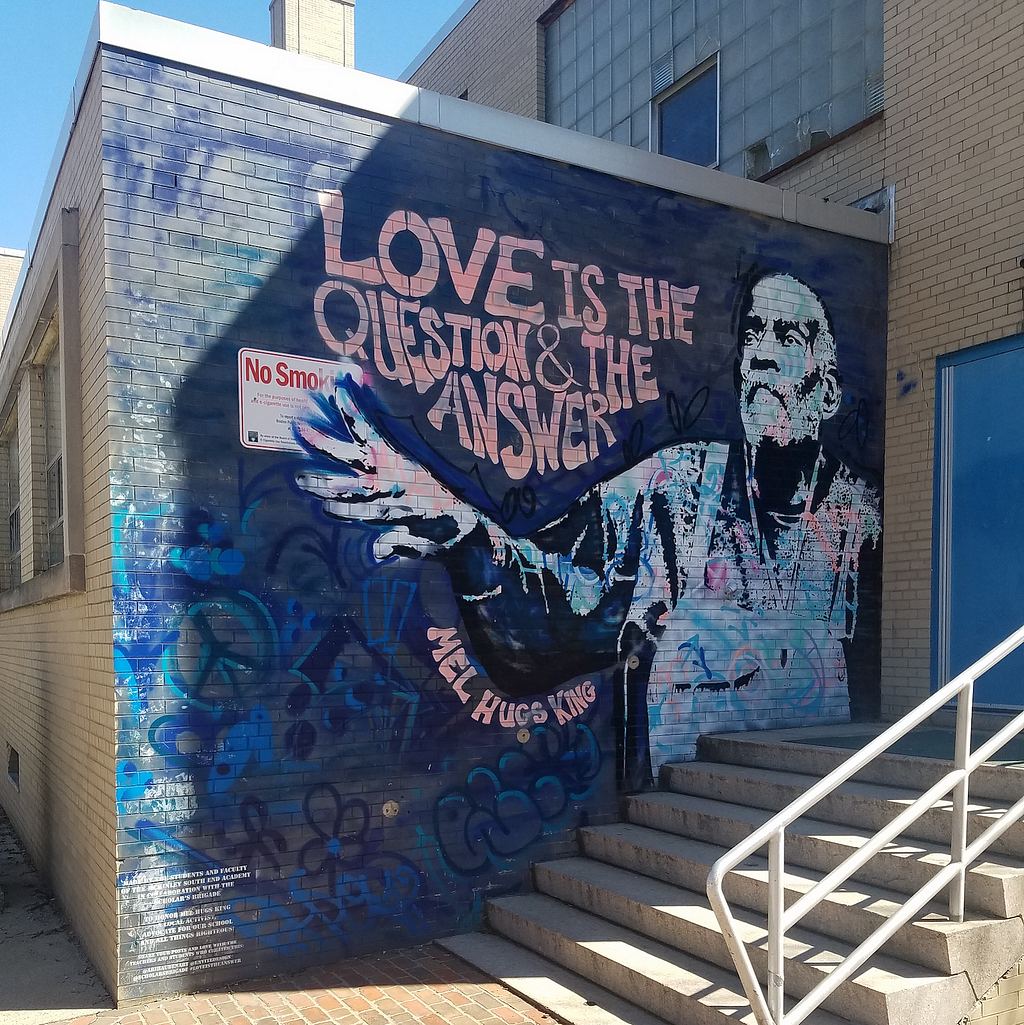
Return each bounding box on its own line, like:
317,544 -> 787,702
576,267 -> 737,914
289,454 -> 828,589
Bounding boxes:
295,375 -> 483,561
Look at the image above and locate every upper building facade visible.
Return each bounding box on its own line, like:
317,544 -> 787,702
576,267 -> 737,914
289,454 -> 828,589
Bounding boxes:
407,0 -> 884,182
0,249 -> 24,327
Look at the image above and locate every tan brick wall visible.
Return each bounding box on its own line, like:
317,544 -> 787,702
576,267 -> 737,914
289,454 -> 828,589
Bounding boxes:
0,64 -> 117,995
767,0 -> 1024,719
0,250 -> 24,329
968,956 -> 1024,1024
768,119 -> 887,208
270,0 -> 355,67
879,0 -> 1024,716
407,0 -> 548,119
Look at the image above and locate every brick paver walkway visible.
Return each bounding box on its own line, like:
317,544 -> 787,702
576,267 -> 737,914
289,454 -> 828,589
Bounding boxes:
62,945 -> 555,1025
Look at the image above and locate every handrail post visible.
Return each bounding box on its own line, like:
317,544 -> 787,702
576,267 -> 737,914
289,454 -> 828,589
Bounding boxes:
950,679 -> 973,922
707,623 -> 1024,1025
768,829 -> 785,1023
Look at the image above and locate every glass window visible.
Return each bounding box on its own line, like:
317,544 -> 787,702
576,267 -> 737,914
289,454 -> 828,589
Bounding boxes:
43,347 -> 63,571
658,61 -> 719,166
2,425 -> 20,590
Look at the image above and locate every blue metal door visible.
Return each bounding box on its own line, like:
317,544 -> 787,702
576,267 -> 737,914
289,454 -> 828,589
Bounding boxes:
937,336 -> 1024,706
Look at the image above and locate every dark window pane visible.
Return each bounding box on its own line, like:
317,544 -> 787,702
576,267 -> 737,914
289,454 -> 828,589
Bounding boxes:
659,65 -> 718,166
47,455 -> 63,526
43,346 -> 64,571
44,352 -> 62,464
2,429 -> 18,590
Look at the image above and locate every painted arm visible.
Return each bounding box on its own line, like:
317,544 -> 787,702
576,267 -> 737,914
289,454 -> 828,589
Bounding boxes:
295,374 -> 491,561
293,373 -> 647,695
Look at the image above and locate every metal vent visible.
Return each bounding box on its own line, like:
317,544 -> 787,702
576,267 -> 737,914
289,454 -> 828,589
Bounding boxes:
851,183 -> 895,243
866,72 -> 885,115
652,53 -> 674,95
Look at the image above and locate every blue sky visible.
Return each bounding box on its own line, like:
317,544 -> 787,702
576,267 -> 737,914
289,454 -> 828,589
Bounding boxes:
0,0 -> 468,251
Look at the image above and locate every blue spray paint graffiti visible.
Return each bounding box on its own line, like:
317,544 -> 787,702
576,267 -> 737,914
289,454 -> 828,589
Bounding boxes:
434,723 -> 602,875
104,48 -> 883,997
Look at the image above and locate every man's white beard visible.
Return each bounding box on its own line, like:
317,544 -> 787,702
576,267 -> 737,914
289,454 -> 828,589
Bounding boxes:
741,380 -> 822,450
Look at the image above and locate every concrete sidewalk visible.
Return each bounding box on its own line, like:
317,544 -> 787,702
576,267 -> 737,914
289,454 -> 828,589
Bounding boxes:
1,808 -> 554,1025
0,808 -> 113,1025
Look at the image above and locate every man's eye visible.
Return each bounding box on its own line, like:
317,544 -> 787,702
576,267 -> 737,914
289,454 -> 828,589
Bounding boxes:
781,331 -> 807,347
742,328 -> 761,347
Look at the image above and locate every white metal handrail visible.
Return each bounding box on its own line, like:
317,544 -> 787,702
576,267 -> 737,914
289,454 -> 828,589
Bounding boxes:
706,623 -> 1024,1025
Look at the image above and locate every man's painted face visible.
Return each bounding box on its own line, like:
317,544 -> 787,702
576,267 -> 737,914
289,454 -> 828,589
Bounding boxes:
739,274 -> 840,446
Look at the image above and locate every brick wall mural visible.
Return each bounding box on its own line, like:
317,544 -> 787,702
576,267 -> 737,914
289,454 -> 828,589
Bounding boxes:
105,50 -> 886,998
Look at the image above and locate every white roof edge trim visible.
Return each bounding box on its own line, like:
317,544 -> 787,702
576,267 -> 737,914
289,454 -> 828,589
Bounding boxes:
2,1 -> 889,352
0,249 -> 27,259
95,3 -> 888,243
399,0 -> 481,83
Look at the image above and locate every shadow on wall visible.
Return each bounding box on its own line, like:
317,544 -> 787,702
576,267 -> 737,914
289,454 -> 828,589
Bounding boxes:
107,63 -> 886,997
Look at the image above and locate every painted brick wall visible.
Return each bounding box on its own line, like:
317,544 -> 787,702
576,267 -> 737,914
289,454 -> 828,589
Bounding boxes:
101,50 -> 620,1000
100,50 -> 616,1000
406,0 -> 548,117
409,0 -> 1024,728
0,68 -> 119,994
100,44 -> 886,1001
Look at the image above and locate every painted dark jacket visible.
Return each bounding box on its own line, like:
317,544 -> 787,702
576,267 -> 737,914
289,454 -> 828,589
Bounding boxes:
436,439 -> 881,727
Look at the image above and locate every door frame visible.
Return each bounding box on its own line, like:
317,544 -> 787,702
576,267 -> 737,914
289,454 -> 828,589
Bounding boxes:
933,331 -> 1024,705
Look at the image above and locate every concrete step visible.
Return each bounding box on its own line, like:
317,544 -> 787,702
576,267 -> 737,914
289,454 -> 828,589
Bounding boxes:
722,854 -> 1022,998
580,822 -> 727,893
486,892 -> 850,1025
438,932 -> 668,1025
696,732 -> 1024,805
578,822 -> 1023,993
625,791 -> 1024,918
533,857 -> 975,1025
466,734 -> 1024,1025
660,760 -> 1024,858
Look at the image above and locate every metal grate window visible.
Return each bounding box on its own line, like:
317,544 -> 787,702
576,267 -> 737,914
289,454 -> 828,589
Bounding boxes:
6,746 -> 19,791
866,72 -> 885,115
651,53 -> 674,96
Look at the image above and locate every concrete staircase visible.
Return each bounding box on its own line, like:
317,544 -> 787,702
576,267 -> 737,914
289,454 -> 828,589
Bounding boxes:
440,729 -> 1024,1025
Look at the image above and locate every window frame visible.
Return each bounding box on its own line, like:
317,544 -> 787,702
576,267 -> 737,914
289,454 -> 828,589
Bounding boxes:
0,415 -> 21,592
0,208 -> 84,613
651,53 -> 720,169
41,341 -> 65,573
